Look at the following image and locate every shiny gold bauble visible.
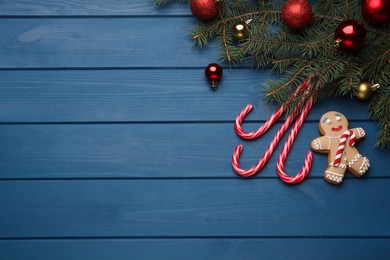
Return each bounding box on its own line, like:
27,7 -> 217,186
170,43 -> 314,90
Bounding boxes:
232,21 -> 249,40
355,82 -> 380,101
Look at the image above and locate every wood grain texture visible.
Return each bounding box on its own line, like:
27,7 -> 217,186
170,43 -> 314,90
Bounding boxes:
0,70 -> 369,123
0,122 -> 386,179
1,179 -> 389,238
0,0 -> 190,16
1,239 -> 389,260
0,18 -> 216,68
0,0 -> 388,258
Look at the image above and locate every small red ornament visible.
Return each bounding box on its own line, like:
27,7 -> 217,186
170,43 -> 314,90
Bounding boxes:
190,0 -> 221,22
334,20 -> 367,51
281,0 -> 314,30
361,0 -> 390,24
205,63 -> 223,90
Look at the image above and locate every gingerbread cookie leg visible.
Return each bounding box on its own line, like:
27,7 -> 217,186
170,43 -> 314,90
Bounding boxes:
324,165 -> 346,185
347,154 -> 370,177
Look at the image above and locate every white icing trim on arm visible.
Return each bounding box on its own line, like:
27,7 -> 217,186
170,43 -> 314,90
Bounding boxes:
326,136 -> 331,150
357,127 -> 365,138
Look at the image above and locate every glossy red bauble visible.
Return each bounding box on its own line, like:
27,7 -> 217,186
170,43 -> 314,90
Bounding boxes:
190,0 -> 220,22
205,63 -> 223,90
334,20 -> 367,51
281,0 -> 314,30
361,0 -> 390,24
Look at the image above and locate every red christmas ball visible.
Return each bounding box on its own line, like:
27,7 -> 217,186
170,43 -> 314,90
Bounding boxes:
281,0 -> 314,30
190,0 -> 220,22
205,63 -> 223,90
334,20 -> 367,51
361,0 -> 390,24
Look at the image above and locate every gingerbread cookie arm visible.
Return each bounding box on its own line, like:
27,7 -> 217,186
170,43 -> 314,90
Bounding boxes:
310,136 -> 331,153
351,127 -> 366,141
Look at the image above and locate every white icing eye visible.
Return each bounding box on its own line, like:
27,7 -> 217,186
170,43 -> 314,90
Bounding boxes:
336,116 -> 341,121
326,119 -> 331,124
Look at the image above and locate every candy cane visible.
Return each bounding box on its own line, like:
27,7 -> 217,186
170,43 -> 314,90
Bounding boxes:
235,79 -> 310,140
331,130 -> 356,167
276,97 -> 314,184
232,110 -> 297,177
234,105 -> 284,140
232,79 -> 313,178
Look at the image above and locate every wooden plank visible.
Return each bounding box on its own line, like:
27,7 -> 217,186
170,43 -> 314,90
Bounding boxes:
1,238 -> 389,260
0,179 -> 389,237
0,18 -> 217,68
0,122 -> 386,179
0,69 -> 369,122
0,0 -> 190,16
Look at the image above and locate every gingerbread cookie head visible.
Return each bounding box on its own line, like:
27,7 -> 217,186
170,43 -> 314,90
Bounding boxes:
318,111 -> 349,137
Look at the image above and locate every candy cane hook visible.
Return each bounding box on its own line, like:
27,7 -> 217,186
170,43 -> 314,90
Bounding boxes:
276,97 -> 314,184
234,105 -> 284,140
235,79 -> 311,140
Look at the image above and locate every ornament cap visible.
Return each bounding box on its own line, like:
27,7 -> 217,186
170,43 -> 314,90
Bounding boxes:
334,39 -> 342,48
245,19 -> 253,25
210,80 -> 218,90
372,83 -> 380,90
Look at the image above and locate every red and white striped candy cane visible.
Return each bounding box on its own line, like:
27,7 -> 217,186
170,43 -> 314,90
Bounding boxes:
232,110 -> 297,177
276,97 -> 314,184
331,130 -> 356,167
234,105 -> 284,140
234,79 -> 311,140
232,79 -> 313,178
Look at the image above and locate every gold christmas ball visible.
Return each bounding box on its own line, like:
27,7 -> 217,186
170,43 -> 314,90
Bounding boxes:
232,21 -> 249,40
355,82 -> 380,101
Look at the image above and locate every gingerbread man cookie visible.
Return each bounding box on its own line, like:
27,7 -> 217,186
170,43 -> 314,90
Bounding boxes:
310,111 -> 370,185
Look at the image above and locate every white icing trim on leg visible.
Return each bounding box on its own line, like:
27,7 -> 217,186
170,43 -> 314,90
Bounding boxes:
359,157 -> 370,175
348,153 -> 362,167
325,170 -> 344,183
338,163 -> 347,169
325,171 -> 344,177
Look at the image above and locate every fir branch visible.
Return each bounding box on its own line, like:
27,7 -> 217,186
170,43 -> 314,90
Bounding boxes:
193,12 -> 259,40
266,62 -> 312,97
344,0 -> 352,19
222,20 -> 232,62
314,14 -> 343,22
156,0 -> 390,148
363,48 -> 390,69
366,25 -> 390,37
370,90 -> 390,149
192,10 -> 280,39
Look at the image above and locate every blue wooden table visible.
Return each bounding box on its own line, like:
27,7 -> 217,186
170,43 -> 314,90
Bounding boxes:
0,1 -> 389,259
